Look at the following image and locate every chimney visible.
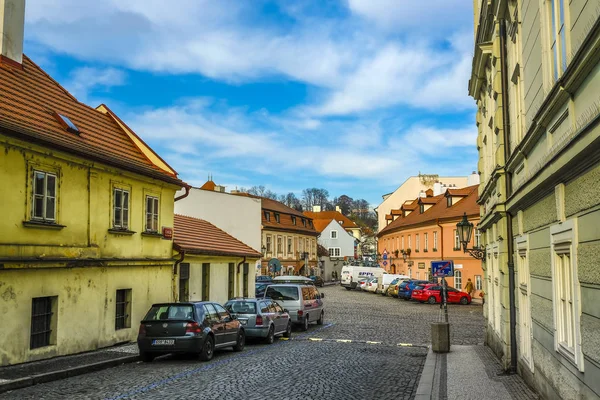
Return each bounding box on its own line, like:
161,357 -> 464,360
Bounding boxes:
0,0 -> 25,66
335,205 -> 341,213
467,171 -> 480,186
312,205 -> 321,212
419,190 -> 426,198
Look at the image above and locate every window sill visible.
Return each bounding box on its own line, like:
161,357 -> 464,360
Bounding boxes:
108,228 -> 136,235
23,220 -> 66,230
423,249 -> 428,253
415,250 -> 420,253
433,249 -> 438,252
453,248 -> 461,251
141,231 -> 163,238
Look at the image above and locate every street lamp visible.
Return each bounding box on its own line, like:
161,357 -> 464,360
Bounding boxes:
261,245 -> 266,256
456,212 -> 485,260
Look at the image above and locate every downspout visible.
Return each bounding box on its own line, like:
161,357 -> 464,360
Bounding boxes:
174,184 -> 191,202
237,256 -> 247,297
500,18 -> 518,374
173,249 -> 186,301
436,219 -> 444,260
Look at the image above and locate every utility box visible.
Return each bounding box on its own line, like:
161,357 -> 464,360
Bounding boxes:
431,322 -> 450,353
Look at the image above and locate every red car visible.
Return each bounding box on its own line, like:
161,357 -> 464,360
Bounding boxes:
411,284 -> 471,305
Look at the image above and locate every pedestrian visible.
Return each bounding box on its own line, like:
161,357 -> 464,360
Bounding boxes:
465,278 -> 474,296
479,290 -> 485,305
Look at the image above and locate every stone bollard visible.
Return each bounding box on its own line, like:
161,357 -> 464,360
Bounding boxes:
431,322 -> 450,353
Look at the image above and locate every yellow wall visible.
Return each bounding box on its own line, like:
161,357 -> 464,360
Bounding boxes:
0,265 -> 173,366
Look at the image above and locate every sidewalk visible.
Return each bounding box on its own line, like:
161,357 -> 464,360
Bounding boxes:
0,343 -> 139,394
416,345 -> 540,400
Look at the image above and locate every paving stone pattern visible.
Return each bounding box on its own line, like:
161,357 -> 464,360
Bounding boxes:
0,285 -> 484,400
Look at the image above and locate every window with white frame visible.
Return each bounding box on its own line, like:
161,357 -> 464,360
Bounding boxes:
415,234 -> 420,251
408,235 -> 412,249
287,237 -> 293,255
401,236 -> 405,249
424,233 -> 428,251
328,247 -> 341,257
433,231 -> 438,250
551,219 -> 582,370
331,230 -> 338,239
32,170 -> 57,221
266,235 -> 272,253
475,275 -> 482,291
113,188 -> 129,229
454,229 -> 460,250
277,236 -> 282,254
145,196 -> 159,232
475,226 -> 481,248
546,0 -> 569,82
454,270 -> 462,290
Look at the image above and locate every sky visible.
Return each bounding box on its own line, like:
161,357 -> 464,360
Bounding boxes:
23,0 -> 479,207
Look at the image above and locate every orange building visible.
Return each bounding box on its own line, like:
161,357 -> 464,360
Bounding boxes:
377,185 -> 483,298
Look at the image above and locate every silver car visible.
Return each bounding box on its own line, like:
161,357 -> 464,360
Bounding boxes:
264,284 -> 325,331
224,298 -> 292,344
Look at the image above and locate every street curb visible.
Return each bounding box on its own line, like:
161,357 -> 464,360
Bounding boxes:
0,354 -> 140,394
415,347 -> 437,400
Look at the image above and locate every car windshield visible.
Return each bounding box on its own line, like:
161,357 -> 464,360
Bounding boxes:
266,286 -> 300,301
413,285 -> 424,290
144,305 -> 194,321
225,301 -> 257,314
390,278 -> 399,284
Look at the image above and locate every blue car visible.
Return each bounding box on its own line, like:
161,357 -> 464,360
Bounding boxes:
397,280 -> 430,300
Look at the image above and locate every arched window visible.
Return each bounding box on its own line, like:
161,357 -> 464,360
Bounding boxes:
454,270 -> 462,290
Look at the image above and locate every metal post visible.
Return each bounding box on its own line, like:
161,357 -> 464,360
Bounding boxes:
442,277 -> 449,323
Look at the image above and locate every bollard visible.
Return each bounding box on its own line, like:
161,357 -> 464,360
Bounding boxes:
431,322 -> 450,353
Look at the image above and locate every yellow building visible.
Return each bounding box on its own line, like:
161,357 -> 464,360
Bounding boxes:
0,48 -> 185,363
173,215 -> 261,304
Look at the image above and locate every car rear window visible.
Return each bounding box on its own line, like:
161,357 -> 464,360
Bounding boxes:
390,278 -> 399,285
266,286 -> 300,301
144,305 -> 194,321
413,285 -> 424,290
225,301 -> 257,314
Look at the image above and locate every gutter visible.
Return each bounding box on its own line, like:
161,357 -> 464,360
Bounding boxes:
174,185 -> 191,202
500,19 -> 518,374
436,219 -> 444,260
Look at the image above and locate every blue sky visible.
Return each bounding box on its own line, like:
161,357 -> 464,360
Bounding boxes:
23,0 -> 478,206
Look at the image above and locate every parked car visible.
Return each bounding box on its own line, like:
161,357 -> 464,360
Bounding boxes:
255,283 -> 269,297
378,274 -> 409,295
356,277 -> 371,291
385,278 -> 402,297
397,280 -> 430,300
411,285 -> 472,305
224,298 -> 291,343
256,275 -> 273,283
365,277 -> 379,293
137,302 -> 245,362
273,275 -> 313,285
309,275 -> 324,287
263,284 -> 324,331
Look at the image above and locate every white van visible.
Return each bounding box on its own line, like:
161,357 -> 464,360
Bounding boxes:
378,274 -> 409,294
340,265 -> 387,290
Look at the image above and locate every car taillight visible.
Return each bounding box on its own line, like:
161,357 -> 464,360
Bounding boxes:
185,322 -> 202,334
255,315 -> 263,326
395,285 -> 399,290
297,310 -> 303,317
138,324 -> 146,335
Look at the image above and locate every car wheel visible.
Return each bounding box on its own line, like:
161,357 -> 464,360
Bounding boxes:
265,326 -> 275,344
301,315 -> 309,331
140,352 -> 155,362
233,330 -> 245,352
428,296 -> 437,304
199,335 -> 214,361
345,287 -> 352,291
317,311 -> 324,325
403,297 -> 410,301
283,321 -> 292,338
460,297 -> 469,305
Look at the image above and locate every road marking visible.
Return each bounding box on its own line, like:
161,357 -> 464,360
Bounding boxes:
366,341 -> 382,345
279,337 -> 289,341
397,343 -> 413,347
308,338 -> 323,342
336,339 -> 352,343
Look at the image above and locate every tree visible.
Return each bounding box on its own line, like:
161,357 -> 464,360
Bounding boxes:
302,188 -> 330,211
334,195 -> 353,215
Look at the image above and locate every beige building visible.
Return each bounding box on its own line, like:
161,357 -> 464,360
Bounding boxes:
470,1 -> 600,398
375,174 -> 473,233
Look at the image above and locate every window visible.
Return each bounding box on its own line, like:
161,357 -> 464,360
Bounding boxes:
32,171 -> 57,221
433,231 -> 438,250
287,238 -> 293,254
274,213 -> 280,223
547,0 -> 568,82
420,204 -> 424,213
454,270 -> 462,290
302,218 -> 307,227
408,235 -> 411,249
415,234 -> 420,251
475,227 -> 481,248
115,289 -> 131,330
264,211 -> 270,222
202,263 -> 210,301
277,236 -> 283,254
401,236 -> 405,250
145,196 -> 159,232
266,235 -> 272,253
292,216 -> 296,225
454,229 -> 460,250
331,230 -> 338,239
180,263 -> 190,301
54,113 -> 80,134
328,247 -> 341,257
30,296 -> 56,349
113,188 -> 130,229
447,196 -> 452,207
424,233 -> 429,251
475,275 -> 482,291
416,272 -> 420,280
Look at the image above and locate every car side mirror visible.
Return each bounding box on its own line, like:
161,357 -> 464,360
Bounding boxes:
283,309 -> 289,313
320,293 -> 325,299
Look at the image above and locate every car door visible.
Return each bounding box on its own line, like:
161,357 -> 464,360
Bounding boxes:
446,288 -> 460,303
203,304 -> 226,346
271,301 -> 287,333
213,303 -> 237,344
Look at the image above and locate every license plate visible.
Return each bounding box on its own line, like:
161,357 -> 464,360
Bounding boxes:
240,320 -> 247,325
152,339 -> 174,346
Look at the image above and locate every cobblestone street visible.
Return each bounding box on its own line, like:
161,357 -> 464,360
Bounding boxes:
1,285 -> 484,400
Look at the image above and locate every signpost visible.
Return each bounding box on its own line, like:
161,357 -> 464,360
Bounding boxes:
431,260 -> 454,277
430,260 -> 452,352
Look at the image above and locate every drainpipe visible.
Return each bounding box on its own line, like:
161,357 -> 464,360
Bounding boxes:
500,18 -> 518,374
173,249 -> 186,301
436,219 -> 444,260
174,184 -> 191,202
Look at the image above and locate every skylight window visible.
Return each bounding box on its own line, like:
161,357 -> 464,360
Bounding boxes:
54,113 -> 80,135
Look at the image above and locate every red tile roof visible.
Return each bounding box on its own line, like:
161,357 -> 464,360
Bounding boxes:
0,55 -> 183,186
303,211 -> 359,230
200,180 -> 216,191
174,214 -> 261,258
378,185 -> 480,237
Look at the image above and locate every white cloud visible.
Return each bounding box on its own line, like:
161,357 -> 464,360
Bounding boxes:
66,66 -> 126,101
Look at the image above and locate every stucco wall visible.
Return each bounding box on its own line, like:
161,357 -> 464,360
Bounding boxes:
174,187 -> 262,251
319,220 -> 355,257
0,265 -> 173,366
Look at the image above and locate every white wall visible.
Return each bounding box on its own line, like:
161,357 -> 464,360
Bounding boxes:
175,188 -> 262,251
319,220 -> 355,257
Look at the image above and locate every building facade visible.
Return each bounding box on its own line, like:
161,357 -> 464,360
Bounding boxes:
377,186 -> 483,298
313,219 -> 356,280
173,215 -> 261,305
470,0 -> 600,398
0,6 -> 184,366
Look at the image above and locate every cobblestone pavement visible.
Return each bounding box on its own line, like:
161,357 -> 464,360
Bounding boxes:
0,285 -> 484,400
